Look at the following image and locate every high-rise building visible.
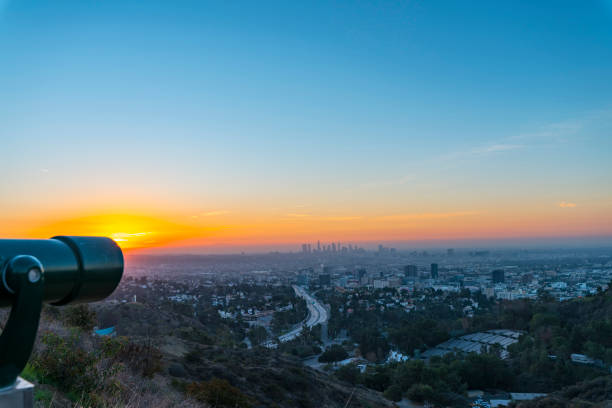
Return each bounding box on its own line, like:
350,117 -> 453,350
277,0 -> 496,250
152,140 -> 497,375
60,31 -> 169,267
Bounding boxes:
430,263 -> 439,279
404,265 -> 418,278
447,248 -> 455,256
373,279 -> 388,289
301,244 -> 308,253
492,269 -> 505,283
317,241 -> 321,252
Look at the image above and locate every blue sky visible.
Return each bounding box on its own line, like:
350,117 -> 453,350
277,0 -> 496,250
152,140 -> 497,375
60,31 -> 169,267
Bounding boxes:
1,0 -> 611,249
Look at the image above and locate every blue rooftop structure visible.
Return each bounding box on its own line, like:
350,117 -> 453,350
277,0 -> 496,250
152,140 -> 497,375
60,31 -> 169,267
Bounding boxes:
94,327 -> 116,337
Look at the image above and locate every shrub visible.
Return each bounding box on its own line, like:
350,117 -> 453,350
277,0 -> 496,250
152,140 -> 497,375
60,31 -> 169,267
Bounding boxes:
336,363 -> 361,385
42,305 -> 61,320
406,383 -> 434,402
171,378 -> 188,392
262,382 -> 285,401
98,308 -> 120,328
318,344 -> 348,363
64,304 -> 97,331
100,336 -> 163,378
32,332 -> 106,397
186,378 -> 251,408
184,349 -> 202,363
383,384 -> 403,402
34,388 -> 54,404
20,363 -> 40,383
168,363 -> 187,377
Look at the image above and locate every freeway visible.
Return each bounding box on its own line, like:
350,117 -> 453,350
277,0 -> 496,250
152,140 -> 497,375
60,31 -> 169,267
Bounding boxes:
264,285 -> 328,347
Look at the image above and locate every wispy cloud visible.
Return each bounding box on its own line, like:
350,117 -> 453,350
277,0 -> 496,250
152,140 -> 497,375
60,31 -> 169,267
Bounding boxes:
440,143 -> 524,162
511,119 -> 584,143
322,216 -> 363,221
375,211 -> 479,221
439,111 -> 603,164
559,202 -> 576,208
192,210 -> 230,219
283,213 -> 362,221
276,211 -> 482,225
472,144 -> 523,154
202,210 -> 230,217
110,232 -> 152,242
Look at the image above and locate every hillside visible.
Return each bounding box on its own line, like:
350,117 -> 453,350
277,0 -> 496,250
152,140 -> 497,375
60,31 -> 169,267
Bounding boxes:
511,376 -> 612,407
9,301 -> 393,408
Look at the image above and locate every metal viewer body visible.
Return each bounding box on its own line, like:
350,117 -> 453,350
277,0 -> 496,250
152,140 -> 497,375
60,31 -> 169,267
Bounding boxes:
0,236 -> 124,390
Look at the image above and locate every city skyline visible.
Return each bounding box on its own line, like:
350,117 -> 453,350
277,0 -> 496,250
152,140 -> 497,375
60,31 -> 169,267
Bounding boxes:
1,0 -> 612,252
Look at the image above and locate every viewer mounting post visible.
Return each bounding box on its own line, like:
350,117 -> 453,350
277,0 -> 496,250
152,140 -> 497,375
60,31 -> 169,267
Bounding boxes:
0,236 -> 124,407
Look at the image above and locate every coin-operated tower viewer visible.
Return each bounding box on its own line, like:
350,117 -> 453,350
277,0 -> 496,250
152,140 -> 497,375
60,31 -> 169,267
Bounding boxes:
0,236 -> 124,408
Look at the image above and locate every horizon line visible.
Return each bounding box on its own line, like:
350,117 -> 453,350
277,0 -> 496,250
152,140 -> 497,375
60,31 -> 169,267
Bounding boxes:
124,233 -> 612,256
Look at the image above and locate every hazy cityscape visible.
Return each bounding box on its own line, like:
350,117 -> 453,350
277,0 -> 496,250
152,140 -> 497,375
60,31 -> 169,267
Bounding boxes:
82,243 -> 611,407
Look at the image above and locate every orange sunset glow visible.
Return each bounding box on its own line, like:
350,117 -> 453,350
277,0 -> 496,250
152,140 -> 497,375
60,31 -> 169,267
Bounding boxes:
7,201 -> 610,253
25,214 -> 201,250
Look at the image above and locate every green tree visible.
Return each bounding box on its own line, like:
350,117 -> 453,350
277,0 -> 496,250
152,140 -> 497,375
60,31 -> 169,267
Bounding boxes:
406,383 -> 434,402
383,384 -> 403,401
318,344 -> 348,363
336,364 -> 361,385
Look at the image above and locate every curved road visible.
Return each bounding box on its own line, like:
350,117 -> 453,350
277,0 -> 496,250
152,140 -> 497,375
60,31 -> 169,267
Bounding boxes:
265,285 -> 328,347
